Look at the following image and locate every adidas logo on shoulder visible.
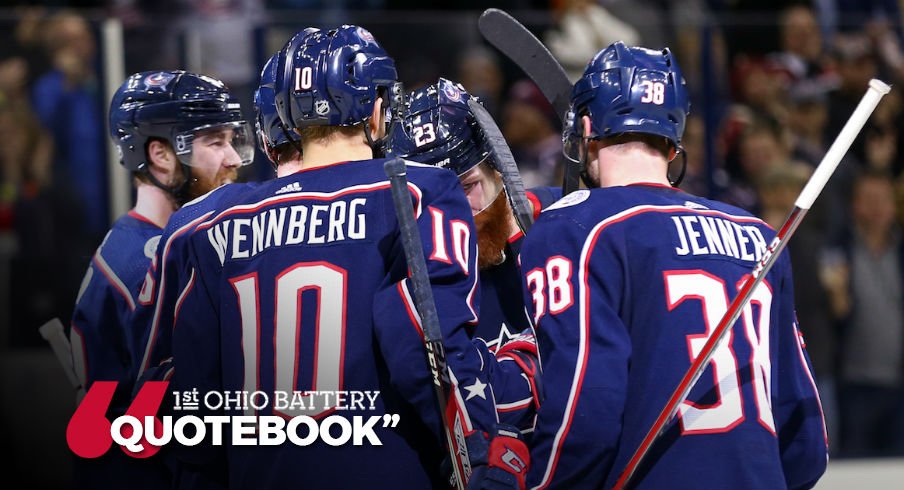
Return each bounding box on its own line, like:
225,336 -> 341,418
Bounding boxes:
684,200 -> 709,210
275,182 -> 303,195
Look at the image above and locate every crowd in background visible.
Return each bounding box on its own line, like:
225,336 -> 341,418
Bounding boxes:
1,0 -> 903,461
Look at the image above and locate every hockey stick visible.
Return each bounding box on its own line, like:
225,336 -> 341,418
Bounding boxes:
384,158 -> 469,490
613,78 -> 891,490
477,8 -> 580,196
468,98 -> 534,233
38,317 -> 85,398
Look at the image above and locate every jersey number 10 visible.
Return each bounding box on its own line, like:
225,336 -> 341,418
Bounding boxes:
231,262 -> 347,419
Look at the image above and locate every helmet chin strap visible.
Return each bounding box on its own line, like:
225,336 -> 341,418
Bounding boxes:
143,163 -> 193,205
363,120 -> 382,157
668,149 -> 687,187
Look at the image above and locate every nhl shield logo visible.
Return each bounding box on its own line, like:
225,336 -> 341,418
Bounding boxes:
144,72 -> 175,90
314,99 -> 330,116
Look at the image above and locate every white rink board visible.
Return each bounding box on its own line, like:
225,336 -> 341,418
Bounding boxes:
815,458 -> 904,489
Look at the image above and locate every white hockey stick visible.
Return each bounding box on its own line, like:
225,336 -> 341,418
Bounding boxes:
613,78 -> 892,490
38,317 -> 85,398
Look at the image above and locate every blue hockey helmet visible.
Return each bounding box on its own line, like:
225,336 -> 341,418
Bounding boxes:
109,70 -> 255,171
254,52 -> 302,164
388,78 -> 503,215
563,41 -> 690,164
387,78 -> 491,176
274,25 -> 404,136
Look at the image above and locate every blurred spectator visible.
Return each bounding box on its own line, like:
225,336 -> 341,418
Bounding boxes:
786,80 -> 852,240
31,10 -> 107,240
769,4 -> 838,97
456,46 -> 505,120
713,0 -> 787,63
678,114 -> 726,199
788,81 -> 832,167
826,34 -> 880,167
544,0 -> 639,82
832,169 -> 904,457
720,116 -> 791,215
719,55 -> 792,185
1,94 -> 89,349
5,7 -> 50,89
861,88 -> 904,176
501,79 -> 562,188
757,162 -> 842,454
835,0 -> 903,39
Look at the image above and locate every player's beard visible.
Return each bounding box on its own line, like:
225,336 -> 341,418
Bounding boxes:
186,166 -> 239,202
475,189 -> 512,269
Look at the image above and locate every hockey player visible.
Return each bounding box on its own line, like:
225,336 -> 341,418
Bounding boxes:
254,50 -> 303,169
139,26 -> 527,489
69,70 -> 252,489
131,53 -> 301,382
519,42 -> 828,489
388,78 -> 557,429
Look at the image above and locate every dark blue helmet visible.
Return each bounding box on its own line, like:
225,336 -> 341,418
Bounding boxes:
274,25 -> 403,132
564,41 -> 690,162
387,78 -> 490,176
109,70 -> 254,171
254,53 -> 301,163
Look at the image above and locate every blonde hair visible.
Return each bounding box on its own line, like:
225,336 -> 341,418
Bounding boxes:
296,124 -> 363,144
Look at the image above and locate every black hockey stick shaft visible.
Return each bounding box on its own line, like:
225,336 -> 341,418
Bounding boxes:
477,8 -> 580,195
613,79 -> 891,490
468,98 -> 534,233
384,158 -> 468,490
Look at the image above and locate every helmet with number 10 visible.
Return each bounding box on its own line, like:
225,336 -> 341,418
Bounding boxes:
273,25 -> 404,152
563,41 -> 690,165
254,52 -> 302,165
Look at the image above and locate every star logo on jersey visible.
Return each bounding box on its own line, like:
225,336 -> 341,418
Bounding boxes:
464,378 -> 487,401
486,323 -> 516,353
143,72 -> 176,90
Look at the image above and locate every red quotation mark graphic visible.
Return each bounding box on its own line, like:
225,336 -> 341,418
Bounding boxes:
66,381 -> 169,459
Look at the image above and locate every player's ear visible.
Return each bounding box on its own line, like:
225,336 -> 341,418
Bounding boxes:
370,96 -> 385,140
147,139 -> 179,178
581,115 -> 592,139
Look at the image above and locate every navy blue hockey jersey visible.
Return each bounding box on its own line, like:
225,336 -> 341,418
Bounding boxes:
71,211 -> 162,406
135,158 -> 509,489
476,187 -> 561,428
520,184 -> 828,490
69,211 -> 170,489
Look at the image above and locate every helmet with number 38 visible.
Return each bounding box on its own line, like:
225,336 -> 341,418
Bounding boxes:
563,41 -> 690,163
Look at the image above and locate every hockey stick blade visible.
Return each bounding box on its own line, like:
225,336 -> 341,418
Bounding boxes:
613,78 -> 892,490
477,8 -> 581,195
478,8 -> 570,121
468,98 -> 534,233
383,158 -> 470,489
